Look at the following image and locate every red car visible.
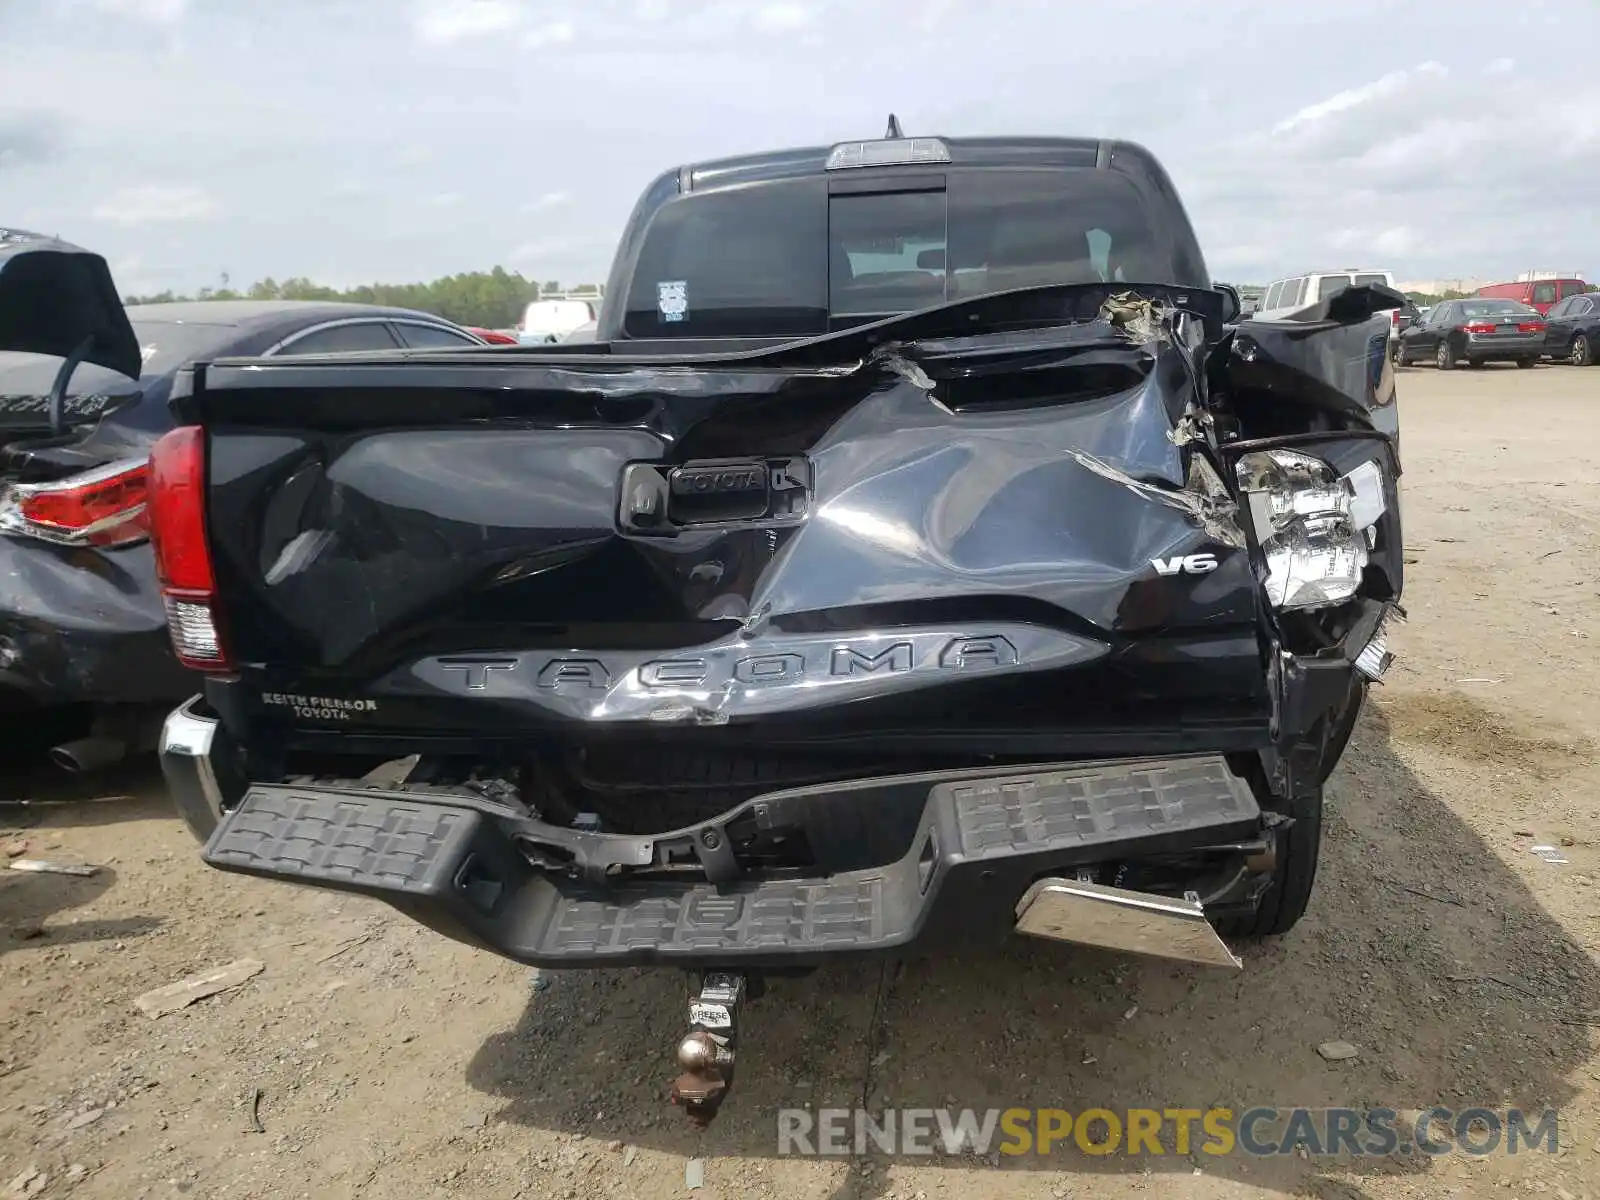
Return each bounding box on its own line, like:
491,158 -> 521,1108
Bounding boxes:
1475,277 -> 1588,315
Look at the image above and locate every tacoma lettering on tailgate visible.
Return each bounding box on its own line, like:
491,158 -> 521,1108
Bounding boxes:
418,624 -> 1103,722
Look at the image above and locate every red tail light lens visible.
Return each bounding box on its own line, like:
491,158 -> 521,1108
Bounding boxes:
0,459 -> 150,547
1461,322 -> 1497,334
1518,322 -> 1546,334
148,425 -> 231,671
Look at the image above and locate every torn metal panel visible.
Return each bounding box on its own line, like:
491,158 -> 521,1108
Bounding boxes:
1099,291 -> 1172,345
1224,283 -> 1408,430
1065,447 -> 1244,550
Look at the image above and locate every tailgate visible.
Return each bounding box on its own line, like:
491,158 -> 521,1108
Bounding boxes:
191,328 -> 1255,673
172,288 -> 1397,722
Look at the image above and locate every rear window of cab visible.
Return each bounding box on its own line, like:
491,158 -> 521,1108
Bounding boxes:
622,169 -> 1207,338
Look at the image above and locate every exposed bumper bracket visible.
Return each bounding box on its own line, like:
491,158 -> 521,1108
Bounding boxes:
1014,877 -> 1242,970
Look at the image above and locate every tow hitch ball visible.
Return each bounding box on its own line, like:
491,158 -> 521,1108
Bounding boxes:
669,971 -> 752,1127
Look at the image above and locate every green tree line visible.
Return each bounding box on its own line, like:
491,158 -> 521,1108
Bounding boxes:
125,269 -> 602,330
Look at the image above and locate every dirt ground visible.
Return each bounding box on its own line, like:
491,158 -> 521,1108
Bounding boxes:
3,362 -> 1598,1200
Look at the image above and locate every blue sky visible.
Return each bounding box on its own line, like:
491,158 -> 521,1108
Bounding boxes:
4,0 -> 1596,295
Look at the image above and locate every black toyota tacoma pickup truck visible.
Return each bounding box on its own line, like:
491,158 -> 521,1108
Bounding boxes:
152,128 -> 1404,1124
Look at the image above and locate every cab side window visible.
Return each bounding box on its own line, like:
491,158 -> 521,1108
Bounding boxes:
392,322 -> 481,349
1317,274 -> 1353,300
276,322 -> 401,355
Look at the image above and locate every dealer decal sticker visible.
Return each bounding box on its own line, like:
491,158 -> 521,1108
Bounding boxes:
657,279 -> 688,323
261,693 -> 379,721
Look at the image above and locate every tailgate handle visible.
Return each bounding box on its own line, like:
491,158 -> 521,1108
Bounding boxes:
619,457 -> 811,536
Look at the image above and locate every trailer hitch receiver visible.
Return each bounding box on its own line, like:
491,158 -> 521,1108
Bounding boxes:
669,971 -> 745,1127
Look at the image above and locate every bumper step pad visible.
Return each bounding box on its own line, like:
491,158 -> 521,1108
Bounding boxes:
945,756 -> 1258,859
202,755 -> 1260,965
206,788 -> 483,897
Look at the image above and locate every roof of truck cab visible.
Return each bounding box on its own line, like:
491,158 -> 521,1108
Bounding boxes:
681,135 -> 1144,193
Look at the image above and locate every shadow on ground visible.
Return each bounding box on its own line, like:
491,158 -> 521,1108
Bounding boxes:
0,710 -> 172,956
1,750 -> 170,831
0,864 -> 164,960
468,699 -> 1596,1197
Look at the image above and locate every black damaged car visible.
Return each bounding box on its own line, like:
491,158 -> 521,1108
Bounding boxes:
0,231 -> 489,769
147,128 -> 1405,1123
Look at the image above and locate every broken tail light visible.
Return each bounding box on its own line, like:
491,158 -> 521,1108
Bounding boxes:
1235,450 -> 1387,611
0,458 -> 150,548
148,425 -> 232,671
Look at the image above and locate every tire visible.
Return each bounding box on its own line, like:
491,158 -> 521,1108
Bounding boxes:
1317,676 -> 1367,786
1214,778 -> 1323,939
1435,342 -> 1454,370
1517,357 -> 1537,369
1572,334 -> 1593,367
1214,672 -> 1356,941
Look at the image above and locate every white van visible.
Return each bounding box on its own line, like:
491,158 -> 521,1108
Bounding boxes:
517,298 -> 597,344
1256,269 -> 1403,339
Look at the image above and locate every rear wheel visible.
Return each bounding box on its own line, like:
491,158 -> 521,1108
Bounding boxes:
1435,342 -> 1454,370
1214,780 -> 1322,939
1572,334 -> 1593,367
1215,676 -> 1359,939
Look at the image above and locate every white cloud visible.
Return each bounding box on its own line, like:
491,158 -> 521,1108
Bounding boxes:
1373,227 -> 1417,257
413,0 -> 524,44
507,236 -> 568,264
86,0 -> 187,22
1272,62 -> 1446,135
8,1 -> 1600,294
520,191 -> 571,212
91,185 -> 218,225
1182,55 -> 1600,280
422,191 -> 464,207
525,19 -> 576,48
753,3 -> 811,31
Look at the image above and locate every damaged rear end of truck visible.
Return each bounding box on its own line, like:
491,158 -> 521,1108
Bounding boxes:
146,132 -> 1404,1122
152,280 -> 1403,1121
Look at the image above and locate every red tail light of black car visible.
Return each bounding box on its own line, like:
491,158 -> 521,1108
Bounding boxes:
148,425 -> 233,671
0,458 -> 150,547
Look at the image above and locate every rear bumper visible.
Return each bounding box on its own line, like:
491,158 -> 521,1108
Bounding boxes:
1464,336 -> 1543,360
159,696 -> 236,842
0,538 -> 192,710
0,621 -> 191,711
160,699 -> 1266,967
